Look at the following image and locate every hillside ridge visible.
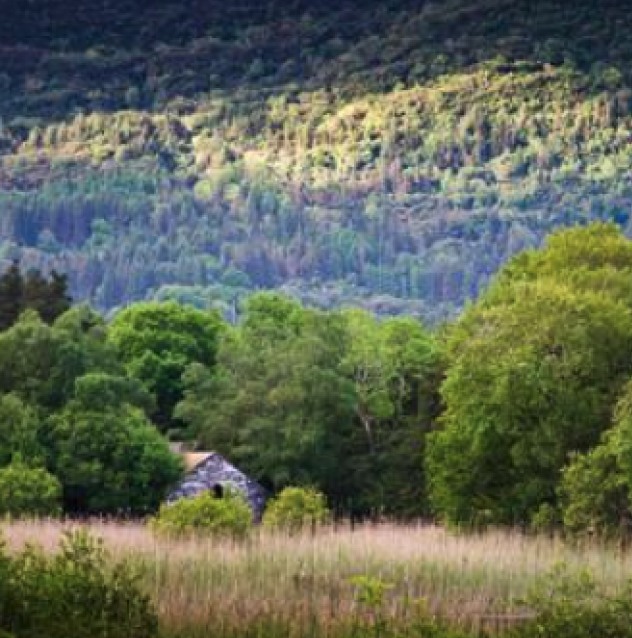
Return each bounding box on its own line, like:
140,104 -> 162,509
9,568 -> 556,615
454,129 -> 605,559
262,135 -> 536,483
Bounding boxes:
1,0 -> 631,320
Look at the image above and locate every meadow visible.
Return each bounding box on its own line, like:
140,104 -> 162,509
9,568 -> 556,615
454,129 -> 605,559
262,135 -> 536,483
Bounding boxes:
3,519 -> 631,637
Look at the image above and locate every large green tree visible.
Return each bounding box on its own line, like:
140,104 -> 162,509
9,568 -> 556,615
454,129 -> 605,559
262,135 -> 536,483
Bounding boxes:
0,307 -> 120,411
47,375 -> 182,514
177,294 -> 356,504
427,224 -> 632,526
108,301 -> 224,432
341,310 -> 442,516
0,305 -> 180,515
178,293 -> 442,516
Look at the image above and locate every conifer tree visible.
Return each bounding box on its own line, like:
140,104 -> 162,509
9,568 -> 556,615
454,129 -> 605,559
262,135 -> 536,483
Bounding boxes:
0,262 -> 72,332
0,261 -> 23,331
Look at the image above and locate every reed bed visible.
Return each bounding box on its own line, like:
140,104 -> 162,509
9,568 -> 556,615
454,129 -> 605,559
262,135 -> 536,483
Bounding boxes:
3,520 -> 631,636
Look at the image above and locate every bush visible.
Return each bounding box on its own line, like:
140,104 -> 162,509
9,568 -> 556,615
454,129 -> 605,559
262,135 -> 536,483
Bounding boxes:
0,529 -> 157,638
150,489 -> 252,538
0,461 -> 61,517
263,487 -> 329,532
513,565 -> 632,638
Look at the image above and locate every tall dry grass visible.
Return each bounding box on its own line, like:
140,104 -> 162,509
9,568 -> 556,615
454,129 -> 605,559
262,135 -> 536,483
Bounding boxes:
2,520 -> 631,636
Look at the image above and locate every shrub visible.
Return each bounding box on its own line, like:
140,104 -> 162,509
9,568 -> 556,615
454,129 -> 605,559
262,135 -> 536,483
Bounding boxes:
263,487 -> 329,532
0,529 -> 157,638
0,461 -> 61,517
513,564 -> 632,638
150,489 -> 252,538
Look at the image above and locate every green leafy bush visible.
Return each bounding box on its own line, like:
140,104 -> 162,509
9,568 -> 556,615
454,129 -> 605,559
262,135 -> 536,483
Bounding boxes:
150,490 -> 252,538
0,461 -> 61,517
513,565 -> 632,638
0,529 -> 157,638
263,487 -> 329,532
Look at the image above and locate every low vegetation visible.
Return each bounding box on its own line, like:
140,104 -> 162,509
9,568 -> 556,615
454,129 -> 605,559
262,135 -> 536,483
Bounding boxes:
151,490 -> 252,539
0,529 -> 157,638
4,520 -> 632,638
262,486 -> 330,532
0,461 -> 61,518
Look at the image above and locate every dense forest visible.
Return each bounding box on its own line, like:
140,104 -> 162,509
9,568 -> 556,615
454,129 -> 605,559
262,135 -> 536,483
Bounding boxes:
1,0 -> 632,320
4,223 -> 632,536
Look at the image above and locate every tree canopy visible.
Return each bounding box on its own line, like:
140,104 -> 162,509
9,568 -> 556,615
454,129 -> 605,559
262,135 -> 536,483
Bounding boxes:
0,288 -> 184,516
177,292 -> 442,516
0,262 -> 71,331
108,301 -> 224,432
427,224 -> 632,526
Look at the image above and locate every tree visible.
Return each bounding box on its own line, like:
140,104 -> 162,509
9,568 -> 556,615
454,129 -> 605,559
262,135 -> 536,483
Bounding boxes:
0,261 -> 22,331
427,224 -> 632,526
0,262 -> 71,332
0,460 -> 61,517
178,294 -> 442,517
341,311 -> 442,517
37,270 -> 72,324
0,307 -> 122,411
108,302 -> 224,432
559,380 -> 632,536
48,398 -> 182,514
22,270 -> 50,323
0,394 -> 42,467
0,304 -> 180,515
177,294 -> 357,506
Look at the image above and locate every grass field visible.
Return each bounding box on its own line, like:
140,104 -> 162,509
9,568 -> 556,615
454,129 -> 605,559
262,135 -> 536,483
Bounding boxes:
2,520 -> 631,637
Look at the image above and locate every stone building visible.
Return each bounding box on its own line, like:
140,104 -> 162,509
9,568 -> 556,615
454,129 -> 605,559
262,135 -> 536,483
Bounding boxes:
166,449 -> 268,521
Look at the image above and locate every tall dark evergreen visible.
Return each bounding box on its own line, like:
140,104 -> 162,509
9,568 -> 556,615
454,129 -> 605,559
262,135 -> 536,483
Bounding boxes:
22,270 -> 50,323
0,261 -> 23,331
40,271 -> 72,324
0,262 -> 72,331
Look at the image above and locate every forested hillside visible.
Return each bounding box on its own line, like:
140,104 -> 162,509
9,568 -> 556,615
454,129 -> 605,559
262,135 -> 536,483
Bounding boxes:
1,0 -> 631,319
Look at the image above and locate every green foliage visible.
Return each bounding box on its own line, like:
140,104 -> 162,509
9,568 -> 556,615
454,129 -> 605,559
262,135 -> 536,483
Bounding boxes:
350,575 -> 393,608
0,307 -> 121,411
177,293 -> 357,501
48,402 -> 182,514
0,394 -> 42,467
109,301 -> 224,430
559,379 -> 632,537
0,262 -> 71,331
178,293 -> 441,517
348,575 -> 469,638
427,225 -> 632,526
0,300 -> 181,517
513,565 -> 632,638
151,490 -> 252,538
0,461 -> 61,517
5,1 -> 632,321
341,311 -> 442,516
0,530 -> 158,638
263,487 -> 329,532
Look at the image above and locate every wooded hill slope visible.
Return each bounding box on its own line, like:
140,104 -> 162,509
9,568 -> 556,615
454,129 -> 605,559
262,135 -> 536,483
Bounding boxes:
1,0 -> 631,320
